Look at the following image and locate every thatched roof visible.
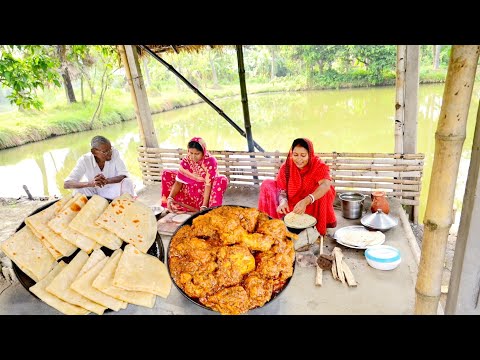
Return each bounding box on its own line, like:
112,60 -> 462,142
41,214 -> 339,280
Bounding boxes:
140,45 -> 223,55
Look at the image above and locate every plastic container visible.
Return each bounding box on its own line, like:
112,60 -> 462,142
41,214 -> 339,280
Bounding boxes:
364,245 -> 401,270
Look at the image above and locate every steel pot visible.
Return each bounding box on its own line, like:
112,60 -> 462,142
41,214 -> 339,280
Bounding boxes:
339,192 -> 366,219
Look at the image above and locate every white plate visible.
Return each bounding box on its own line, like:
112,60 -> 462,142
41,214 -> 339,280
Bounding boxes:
150,205 -> 164,216
333,225 -> 385,249
172,213 -> 192,224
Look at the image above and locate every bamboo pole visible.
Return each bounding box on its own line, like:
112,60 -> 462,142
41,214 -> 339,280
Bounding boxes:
395,45 -> 406,153
123,45 -> 159,148
118,45 -> 146,147
415,45 -> 480,315
140,45 -> 265,152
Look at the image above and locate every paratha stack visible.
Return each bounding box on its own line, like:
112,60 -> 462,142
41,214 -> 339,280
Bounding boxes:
4,193 -> 171,315
68,195 -> 123,251
25,201 -> 78,259
95,193 -> 157,253
0,226 -> 56,282
48,194 -> 100,254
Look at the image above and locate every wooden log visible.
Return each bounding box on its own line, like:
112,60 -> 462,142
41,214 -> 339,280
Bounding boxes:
315,236 -> 324,286
331,257 -> 338,280
341,260 -> 357,287
333,247 -> 346,284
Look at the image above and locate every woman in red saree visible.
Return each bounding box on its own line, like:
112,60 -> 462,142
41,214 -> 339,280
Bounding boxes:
161,137 -> 229,212
258,138 -> 336,235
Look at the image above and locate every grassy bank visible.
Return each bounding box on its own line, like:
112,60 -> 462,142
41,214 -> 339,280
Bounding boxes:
0,71 -> 449,150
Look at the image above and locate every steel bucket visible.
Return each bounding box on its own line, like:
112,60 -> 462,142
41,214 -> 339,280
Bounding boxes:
339,192 -> 366,219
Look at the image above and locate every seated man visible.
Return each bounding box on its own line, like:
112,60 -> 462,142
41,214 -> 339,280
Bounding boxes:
64,135 -> 135,200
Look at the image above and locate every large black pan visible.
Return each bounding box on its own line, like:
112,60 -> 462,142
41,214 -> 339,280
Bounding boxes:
12,197 -> 165,301
167,205 -> 295,313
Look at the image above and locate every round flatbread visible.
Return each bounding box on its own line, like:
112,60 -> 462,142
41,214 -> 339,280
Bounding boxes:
283,212 -> 317,229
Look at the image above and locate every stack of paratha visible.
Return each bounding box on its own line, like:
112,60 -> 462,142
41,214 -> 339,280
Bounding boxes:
1,193 -> 171,315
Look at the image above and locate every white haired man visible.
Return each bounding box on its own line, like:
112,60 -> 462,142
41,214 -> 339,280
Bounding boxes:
64,135 -> 135,199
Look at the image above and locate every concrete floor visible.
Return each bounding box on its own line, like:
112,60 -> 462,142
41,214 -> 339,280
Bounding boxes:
0,185 -> 425,315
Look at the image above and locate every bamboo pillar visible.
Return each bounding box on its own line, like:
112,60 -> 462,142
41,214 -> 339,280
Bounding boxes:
403,45 -> 419,154
414,45 -> 480,315
394,45 -> 406,154
118,45 -> 158,148
236,45 -> 255,152
445,99 -> 480,314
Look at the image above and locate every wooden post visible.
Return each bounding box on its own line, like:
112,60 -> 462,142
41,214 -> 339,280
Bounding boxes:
415,45 -> 480,315
404,45 -> 419,154
445,97 -> 480,314
394,45 -> 406,154
236,45 -> 255,153
118,45 -> 158,148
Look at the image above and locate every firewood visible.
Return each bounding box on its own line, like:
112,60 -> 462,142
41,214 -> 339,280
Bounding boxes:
341,260 -> 357,287
333,247 -> 346,284
315,236 -> 324,286
331,257 -> 338,280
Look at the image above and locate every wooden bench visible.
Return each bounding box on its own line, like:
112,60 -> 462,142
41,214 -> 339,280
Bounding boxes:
138,146 -> 425,222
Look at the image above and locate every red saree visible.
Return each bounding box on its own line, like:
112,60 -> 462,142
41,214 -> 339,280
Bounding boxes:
258,138 -> 336,235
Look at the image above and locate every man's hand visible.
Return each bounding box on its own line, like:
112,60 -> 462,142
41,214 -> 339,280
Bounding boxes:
94,173 -> 108,187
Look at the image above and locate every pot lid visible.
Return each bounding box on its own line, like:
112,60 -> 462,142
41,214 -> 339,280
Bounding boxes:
361,209 -> 398,231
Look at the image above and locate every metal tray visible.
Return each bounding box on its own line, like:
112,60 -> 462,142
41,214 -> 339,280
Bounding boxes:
333,225 -> 385,249
12,197 -> 165,302
167,205 -> 295,313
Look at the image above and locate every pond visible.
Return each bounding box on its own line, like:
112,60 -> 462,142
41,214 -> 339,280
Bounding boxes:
0,83 -> 478,226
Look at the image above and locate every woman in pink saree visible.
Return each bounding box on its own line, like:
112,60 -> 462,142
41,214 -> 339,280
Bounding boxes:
161,137 -> 229,212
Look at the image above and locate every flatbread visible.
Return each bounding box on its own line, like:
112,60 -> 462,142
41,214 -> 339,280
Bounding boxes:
29,261 -> 90,315
113,244 -> 171,298
337,229 -> 385,247
0,226 -> 56,282
53,194 -> 74,215
25,203 -> 77,258
68,195 -> 123,251
71,256 -> 128,311
48,194 -> 99,253
95,193 -> 156,253
45,250 -> 107,315
78,248 -> 107,277
284,212 -> 317,229
92,249 -> 156,308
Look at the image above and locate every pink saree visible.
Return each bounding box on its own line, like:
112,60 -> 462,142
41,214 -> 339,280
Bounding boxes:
161,137 -> 229,211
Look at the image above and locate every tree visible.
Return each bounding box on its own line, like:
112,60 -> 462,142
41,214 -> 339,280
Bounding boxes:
433,45 -> 442,69
57,45 -> 77,104
0,45 -> 61,110
348,45 -> 397,84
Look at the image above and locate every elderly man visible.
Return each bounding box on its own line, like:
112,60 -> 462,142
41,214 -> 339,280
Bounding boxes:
64,135 -> 135,200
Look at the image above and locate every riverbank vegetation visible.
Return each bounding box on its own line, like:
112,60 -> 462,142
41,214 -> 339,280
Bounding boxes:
0,45 -> 457,150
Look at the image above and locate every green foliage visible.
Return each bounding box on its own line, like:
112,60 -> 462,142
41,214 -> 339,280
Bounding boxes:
0,45 -> 61,110
0,44 -> 458,150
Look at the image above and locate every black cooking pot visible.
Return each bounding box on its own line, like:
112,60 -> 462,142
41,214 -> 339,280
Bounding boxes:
167,205 -> 295,314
